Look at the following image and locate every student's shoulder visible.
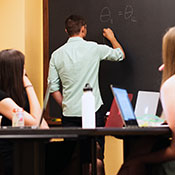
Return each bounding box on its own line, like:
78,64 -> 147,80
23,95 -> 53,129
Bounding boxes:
50,45 -> 68,61
161,75 -> 175,93
84,39 -> 98,46
85,40 -> 111,51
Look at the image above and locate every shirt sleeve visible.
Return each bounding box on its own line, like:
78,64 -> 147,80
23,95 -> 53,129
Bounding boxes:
47,54 -> 61,93
97,44 -> 124,61
0,90 -> 8,101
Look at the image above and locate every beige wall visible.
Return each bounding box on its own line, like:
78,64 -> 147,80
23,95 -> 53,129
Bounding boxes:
0,0 -> 43,104
104,136 -> 123,175
24,0 -> 43,104
0,0 -> 25,52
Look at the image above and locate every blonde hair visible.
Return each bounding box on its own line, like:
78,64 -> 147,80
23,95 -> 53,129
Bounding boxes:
162,27 -> 175,84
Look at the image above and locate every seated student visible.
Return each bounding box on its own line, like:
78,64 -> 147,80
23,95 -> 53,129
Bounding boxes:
0,49 -> 48,128
117,26 -> 175,175
0,49 -> 49,175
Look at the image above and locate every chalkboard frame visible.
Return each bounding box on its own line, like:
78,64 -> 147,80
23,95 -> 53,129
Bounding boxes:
43,0 -> 49,94
43,0 -> 55,123
43,0 -> 175,122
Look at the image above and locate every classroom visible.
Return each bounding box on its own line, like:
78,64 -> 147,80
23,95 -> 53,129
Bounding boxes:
0,0 -> 175,175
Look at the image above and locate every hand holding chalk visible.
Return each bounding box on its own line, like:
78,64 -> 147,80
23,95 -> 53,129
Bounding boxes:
103,28 -> 115,41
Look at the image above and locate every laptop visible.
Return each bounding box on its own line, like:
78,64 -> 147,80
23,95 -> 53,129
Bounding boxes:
37,83 -> 51,128
134,91 -> 160,118
110,85 -> 166,127
1,83 -> 50,129
111,85 -> 138,127
105,93 -> 133,128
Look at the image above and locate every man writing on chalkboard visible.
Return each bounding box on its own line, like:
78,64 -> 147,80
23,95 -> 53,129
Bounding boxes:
48,14 -> 125,175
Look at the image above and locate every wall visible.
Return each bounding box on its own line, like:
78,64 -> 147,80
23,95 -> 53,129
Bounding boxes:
104,136 -> 123,174
0,0 -> 43,104
0,0 -> 25,52
25,0 -> 43,104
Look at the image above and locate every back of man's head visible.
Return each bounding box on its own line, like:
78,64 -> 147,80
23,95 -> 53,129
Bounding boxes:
65,15 -> 86,37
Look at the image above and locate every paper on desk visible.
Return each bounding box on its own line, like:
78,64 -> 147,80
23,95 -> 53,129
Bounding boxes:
136,115 -> 165,127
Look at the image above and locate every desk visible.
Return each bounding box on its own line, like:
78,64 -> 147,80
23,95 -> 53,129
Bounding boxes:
0,126 -> 171,175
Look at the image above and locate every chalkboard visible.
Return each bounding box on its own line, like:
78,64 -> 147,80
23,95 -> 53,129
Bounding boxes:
47,0 -> 175,118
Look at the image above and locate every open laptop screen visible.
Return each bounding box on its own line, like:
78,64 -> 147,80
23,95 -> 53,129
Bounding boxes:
134,91 -> 160,117
38,83 -> 51,127
111,86 -> 138,126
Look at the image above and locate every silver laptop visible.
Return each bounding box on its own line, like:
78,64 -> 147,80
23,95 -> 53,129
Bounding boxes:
134,91 -> 160,118
110,85 -> 166,127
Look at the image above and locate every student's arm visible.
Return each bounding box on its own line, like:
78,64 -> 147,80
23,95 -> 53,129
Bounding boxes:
51,90 -> 63,107
103,28 -> 125,58
23,75 -> 49,128
48,54 -> 63,107
0,98 -> 47,127
118,145 -> 175,175
139,144 -> 175,164
23,75 -> 41,119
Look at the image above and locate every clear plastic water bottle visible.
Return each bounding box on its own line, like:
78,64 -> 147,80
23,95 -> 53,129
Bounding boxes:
82,83 -> 96,128
12,108 -> 24,127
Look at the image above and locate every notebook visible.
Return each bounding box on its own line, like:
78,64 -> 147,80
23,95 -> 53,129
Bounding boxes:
1,83 -> 50,129
110,85 -> 166,127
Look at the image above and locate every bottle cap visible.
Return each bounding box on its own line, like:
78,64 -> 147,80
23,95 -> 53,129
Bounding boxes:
83,83 -> 93,91
13,108 -> 24,112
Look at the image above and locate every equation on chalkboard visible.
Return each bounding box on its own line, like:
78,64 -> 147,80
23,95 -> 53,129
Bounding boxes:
100,5 -> 137,24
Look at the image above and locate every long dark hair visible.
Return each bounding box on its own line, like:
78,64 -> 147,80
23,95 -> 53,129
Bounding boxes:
0,49 -> 25,107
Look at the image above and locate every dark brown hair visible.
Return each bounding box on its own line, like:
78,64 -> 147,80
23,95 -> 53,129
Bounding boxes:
0,49 -> 25,107
162,27 -> 175,84
65,15 -> 86,37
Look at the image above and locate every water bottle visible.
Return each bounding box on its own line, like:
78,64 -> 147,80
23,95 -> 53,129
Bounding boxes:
82,83 -> 96,128
12,108 -> 24,127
